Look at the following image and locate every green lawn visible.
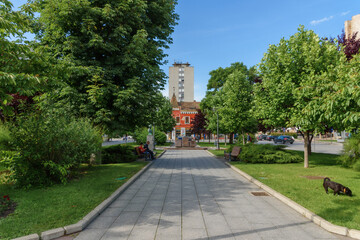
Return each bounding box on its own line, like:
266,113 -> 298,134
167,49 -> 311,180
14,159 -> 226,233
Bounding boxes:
230,151 -> 360,230
0,162 -> 147,240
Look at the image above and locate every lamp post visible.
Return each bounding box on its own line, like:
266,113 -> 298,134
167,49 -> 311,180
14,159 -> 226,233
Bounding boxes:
216,110 -> 219,150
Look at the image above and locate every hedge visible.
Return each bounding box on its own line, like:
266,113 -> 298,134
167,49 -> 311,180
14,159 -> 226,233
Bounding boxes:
101,144 -> 137,164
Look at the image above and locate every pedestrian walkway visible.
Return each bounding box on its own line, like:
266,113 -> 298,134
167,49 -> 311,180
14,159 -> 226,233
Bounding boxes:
75,150 -> 348,240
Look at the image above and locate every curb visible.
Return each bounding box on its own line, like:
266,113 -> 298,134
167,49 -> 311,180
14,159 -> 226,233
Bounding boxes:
156,149 -> 166,159
13,160 -> 154,240
206,150 -> 360,240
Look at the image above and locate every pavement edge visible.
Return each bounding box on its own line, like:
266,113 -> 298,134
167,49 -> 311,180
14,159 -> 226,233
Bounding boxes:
206,150 -> 360,240
13,159 -> 156,240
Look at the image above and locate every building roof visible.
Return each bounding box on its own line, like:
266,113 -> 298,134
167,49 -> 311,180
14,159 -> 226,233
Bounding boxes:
170,92 -> 179,108
179,101 -> 200,111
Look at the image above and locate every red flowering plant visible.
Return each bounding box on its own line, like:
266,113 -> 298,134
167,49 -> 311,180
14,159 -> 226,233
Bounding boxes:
0,194 -> 12,215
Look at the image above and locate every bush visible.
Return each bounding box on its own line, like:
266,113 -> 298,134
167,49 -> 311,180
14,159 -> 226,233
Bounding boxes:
101,144 -> 137,164
154,131 -> 167,145
229,144 -> 302,164
339,134 -> 360,170
133,127 -> 167,145
4,111 -> 102,188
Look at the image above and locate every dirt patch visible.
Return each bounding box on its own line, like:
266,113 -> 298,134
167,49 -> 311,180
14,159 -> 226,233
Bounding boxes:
301,176 -> 326,180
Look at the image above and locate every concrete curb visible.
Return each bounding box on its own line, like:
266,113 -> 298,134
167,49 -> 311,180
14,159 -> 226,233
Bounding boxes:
156,149 -> 166,159
13,160 -> 154,240
205,150 -> 359,240
12,234 -> 39,240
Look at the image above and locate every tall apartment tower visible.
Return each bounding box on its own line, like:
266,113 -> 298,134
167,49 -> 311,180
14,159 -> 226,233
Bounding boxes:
345,14 -> 360,38
169,62 -> 194,102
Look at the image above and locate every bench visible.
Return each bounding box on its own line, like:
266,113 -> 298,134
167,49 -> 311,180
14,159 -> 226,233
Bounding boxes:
134,147 -> 151,161
224,146 -> 241,161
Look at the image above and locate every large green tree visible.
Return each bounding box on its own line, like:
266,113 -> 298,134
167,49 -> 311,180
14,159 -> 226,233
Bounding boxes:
201,62 -> 256,144
255,26 -> 346,168
218,70 -> 257,144
32,0 -> 178,133
0,0 -> 42,118
152,95 -> 176,133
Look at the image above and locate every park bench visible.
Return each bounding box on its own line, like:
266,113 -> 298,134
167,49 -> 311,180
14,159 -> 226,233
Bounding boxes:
224,146 -> 241,161
134,147 -> 151,161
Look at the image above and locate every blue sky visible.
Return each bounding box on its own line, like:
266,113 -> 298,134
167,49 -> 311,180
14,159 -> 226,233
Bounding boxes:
12,0 -> 360,101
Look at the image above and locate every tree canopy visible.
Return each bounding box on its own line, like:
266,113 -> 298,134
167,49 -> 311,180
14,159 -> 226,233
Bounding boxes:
255,26 -> 347,167
0,0 -> 42,118
201,62 -> 256,143
31,0 -> 178,133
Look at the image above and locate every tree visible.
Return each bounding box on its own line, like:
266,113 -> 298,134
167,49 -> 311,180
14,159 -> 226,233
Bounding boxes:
190,109 -> 210,140
32,0 -> 178,133
201,62 -> 256,144
338,30 -> 360,60
207,62 -> 249,91
255,26 -> 346,168
218,70 -> 257,144
0,0 -> 42,119
153,95 -> 176,133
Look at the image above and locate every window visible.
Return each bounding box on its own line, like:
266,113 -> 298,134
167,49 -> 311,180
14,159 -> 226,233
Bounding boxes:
185,116 -> 190,124
176,117 -> 180,124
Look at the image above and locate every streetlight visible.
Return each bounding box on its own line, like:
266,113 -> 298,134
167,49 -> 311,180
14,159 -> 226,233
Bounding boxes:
216,110 -> 219,150
213,107 -> 219,150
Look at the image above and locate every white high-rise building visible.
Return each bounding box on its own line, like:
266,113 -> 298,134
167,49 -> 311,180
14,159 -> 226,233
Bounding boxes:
345,14 -> 360,39
168,62 -> 194,102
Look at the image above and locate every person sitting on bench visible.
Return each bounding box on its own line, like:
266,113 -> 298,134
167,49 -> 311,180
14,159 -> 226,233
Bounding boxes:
138,143 -> 146,154
144,141 -> 155,160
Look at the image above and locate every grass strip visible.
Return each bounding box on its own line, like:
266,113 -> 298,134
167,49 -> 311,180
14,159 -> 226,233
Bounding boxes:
0,162 -> 147,239
229,151 -> 360,230
197,142 -> 230,148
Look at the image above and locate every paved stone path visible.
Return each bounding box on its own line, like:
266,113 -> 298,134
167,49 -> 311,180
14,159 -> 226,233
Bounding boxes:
75,150 -> 348,240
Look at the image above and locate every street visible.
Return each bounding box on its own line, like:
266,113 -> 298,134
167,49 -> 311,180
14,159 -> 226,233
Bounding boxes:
256,139 -> 343,155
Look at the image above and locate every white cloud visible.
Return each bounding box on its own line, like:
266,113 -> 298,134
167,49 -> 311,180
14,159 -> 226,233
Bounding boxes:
310,16 -> 334,26
341,11 -> 350,16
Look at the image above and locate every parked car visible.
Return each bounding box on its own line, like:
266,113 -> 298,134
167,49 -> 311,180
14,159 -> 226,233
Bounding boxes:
274,135 -> 295,144
266,135 -> 277,141
257,134 -> 268,141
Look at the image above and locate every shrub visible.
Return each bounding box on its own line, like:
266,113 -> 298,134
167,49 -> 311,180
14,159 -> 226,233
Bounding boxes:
154,131 -> 167,145
339,134 -> 360,170
0,194 -> 13,216
101,144 -> 137,164
229,144 -> 302,164
0,125 -> 11,149
133,127 -> 167,145
5,111 -> 102,187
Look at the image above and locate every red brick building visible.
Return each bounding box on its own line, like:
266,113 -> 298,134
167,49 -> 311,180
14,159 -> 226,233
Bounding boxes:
170,93 -> 200,139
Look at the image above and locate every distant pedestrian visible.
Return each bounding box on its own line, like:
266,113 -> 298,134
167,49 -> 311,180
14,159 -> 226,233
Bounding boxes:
246,133 -> 252,143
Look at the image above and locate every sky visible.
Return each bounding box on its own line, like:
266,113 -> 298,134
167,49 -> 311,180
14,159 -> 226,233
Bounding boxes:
11,0 -> 360,101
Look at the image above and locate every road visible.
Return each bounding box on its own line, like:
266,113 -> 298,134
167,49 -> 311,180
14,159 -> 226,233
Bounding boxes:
102,138 -> 135,147
256,139 -> 343,155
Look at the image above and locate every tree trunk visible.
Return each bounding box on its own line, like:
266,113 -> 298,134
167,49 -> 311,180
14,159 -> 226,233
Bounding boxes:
303,131 -> 310,168
230,132 -> 234,144
242,131 -> 245,145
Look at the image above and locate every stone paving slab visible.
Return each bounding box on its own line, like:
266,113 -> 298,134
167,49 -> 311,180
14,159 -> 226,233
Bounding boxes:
74,150 -> 352,240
